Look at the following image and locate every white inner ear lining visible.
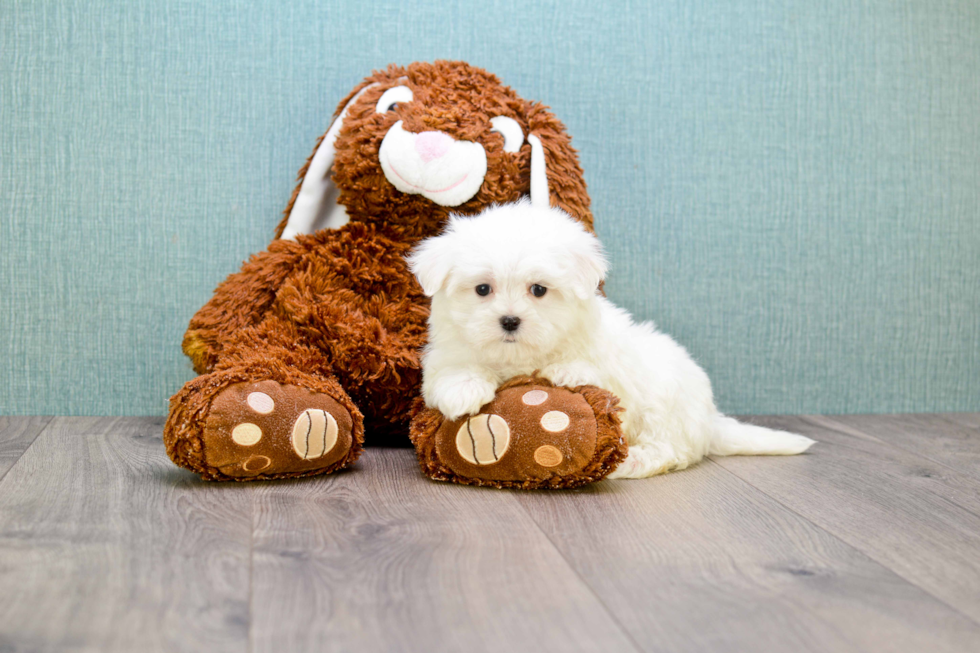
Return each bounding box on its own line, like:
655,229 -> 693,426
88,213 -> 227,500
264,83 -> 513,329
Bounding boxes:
528,134 -> 550,209
281,83 -> 379,241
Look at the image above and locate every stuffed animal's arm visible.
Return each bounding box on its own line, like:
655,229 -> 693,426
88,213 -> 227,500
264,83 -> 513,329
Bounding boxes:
182,239 -> 307,374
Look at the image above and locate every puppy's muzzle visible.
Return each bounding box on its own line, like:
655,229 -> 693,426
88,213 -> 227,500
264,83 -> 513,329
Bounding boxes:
500,316 -> 521,332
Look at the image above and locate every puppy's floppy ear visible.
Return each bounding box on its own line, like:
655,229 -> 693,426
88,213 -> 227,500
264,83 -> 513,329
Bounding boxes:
407,228 -> 458,297
566,230 -> 608,300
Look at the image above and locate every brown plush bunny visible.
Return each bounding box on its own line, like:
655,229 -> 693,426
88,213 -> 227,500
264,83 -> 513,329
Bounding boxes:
165,61 -> 626,487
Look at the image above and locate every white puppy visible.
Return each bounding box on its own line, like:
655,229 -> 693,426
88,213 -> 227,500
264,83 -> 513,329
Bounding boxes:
408,201 -> 815,478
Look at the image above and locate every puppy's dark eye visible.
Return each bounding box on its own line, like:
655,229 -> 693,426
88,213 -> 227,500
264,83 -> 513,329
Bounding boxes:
386,102 -> 399,112
475,284 -> 492,297
530,284 -> 547,297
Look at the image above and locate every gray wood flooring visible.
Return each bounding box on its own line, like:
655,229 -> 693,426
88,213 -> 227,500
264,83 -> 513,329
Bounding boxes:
0,414 -> 978,652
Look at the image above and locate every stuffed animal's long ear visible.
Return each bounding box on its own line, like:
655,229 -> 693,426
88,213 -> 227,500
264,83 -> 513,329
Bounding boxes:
528,133 -> 549,210
276,83 -> 379,241
525,103 -> 594,234
407,229 -> 457,297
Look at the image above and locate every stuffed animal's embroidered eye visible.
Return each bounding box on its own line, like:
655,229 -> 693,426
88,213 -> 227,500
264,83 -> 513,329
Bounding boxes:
530,284 -> 547,297
376,86 -> 413,113
490,116 -> 524,153
475,284 -> 492,297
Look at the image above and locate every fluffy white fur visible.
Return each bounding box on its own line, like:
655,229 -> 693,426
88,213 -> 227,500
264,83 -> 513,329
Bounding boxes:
408,201 -> 815,479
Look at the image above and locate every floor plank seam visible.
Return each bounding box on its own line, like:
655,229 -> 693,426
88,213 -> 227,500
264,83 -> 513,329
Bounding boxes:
804,416 -> 980,518
247,485 -> 255,653
931,492 -> 980,522
816,415 -> 980,482
513,495 -> 647,653
706,456 -> 980,629
0,416 -> 54,486
940,415 -> 980,433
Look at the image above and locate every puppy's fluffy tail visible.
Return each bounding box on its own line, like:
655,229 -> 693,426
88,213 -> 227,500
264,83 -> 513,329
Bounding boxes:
709,416 -> 815,457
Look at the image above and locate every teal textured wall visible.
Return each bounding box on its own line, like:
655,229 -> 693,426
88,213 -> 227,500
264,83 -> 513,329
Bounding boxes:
2,0 -> 978,416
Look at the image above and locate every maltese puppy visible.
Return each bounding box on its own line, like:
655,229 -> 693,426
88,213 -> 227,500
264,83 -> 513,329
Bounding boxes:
408,201 -> 815,478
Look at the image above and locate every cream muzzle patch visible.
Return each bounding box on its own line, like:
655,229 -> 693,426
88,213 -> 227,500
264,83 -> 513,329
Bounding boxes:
379,120 -> 488,207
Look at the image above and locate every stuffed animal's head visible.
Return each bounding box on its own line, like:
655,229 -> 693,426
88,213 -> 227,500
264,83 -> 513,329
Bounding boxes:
276,61 -> 592,241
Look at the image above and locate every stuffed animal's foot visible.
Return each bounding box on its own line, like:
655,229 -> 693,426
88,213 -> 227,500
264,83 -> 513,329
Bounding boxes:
201,380 -> 358,479
166,372 -> 363,481
409,376 -> 627,489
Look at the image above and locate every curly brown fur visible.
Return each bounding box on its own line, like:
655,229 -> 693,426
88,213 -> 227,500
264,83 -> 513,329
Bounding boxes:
167,60 -> 606,480
409,375 -> 627,490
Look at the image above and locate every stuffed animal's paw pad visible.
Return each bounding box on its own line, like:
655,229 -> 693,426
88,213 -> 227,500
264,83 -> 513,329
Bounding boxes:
540,410 -> 570,432
202,380 -> 354,479
521,390 -> 548,405
231,422 -> 263,446
455,414 -> 511,465
533,445 -> 563,467
291,409 -> 339,460
246,392 -> 275,414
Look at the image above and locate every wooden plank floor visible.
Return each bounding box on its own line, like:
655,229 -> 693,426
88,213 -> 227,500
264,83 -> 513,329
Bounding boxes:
0,414 -> 978,652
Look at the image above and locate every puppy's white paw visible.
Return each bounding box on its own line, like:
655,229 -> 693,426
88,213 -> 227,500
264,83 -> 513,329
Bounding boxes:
541,362 -> 603,389
431,376 -> 498,421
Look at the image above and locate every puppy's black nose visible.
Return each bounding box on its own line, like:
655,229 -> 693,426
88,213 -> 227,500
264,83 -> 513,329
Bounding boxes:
500,315 -> 521,332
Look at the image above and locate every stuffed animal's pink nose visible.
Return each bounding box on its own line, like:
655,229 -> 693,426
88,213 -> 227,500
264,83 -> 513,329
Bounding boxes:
415,131 -> 453,163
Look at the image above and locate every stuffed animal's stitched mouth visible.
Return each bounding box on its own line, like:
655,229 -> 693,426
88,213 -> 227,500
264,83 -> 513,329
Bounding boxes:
383,152 -> 472,195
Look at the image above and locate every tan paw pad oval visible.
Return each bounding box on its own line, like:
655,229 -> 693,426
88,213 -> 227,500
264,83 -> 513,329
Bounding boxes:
243,455 -> 271,472
291,409 -> 339,460
456,414 -> 511,465
540,411 -> 570,432
246,391 -> 275,414
521,389 -> 549,406
231,423 -> 262,446
534,445 -> 564,468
